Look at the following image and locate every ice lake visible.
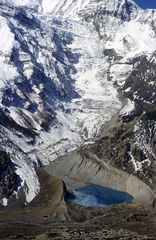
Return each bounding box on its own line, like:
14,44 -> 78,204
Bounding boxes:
68,184 -> 134,207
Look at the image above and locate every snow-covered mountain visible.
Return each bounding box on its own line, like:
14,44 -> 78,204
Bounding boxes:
0,0 -> 156,206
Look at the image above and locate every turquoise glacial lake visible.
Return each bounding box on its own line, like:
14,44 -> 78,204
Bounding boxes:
68,184 -> 133,207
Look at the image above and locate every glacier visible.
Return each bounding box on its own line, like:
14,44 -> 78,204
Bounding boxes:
0,0 -> 156,205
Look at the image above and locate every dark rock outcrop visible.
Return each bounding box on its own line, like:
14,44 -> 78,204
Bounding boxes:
0,151 -> 19,202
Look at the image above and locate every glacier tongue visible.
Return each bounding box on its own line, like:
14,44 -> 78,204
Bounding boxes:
66,20 -> 121,138
25,18 -> 122,171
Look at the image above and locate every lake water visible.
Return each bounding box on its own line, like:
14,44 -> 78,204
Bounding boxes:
68,184 -> 133,207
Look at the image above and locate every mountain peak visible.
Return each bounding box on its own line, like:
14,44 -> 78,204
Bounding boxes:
8,0 -> 141,17
41,0 -> 140,17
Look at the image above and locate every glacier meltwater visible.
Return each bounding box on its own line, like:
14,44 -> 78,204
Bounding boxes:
68,184 -> 134,207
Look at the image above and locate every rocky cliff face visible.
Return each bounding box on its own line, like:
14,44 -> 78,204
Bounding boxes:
0,0 -> 156,205
0,151 -> 19,206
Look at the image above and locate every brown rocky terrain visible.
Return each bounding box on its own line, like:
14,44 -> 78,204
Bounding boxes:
91,113 -> 156,192
0,165 -> 155,239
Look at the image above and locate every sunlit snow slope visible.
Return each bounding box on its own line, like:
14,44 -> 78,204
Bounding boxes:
0,0 -> 156,205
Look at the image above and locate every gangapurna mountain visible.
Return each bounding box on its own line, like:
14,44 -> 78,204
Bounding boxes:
0,0 -> 156,206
